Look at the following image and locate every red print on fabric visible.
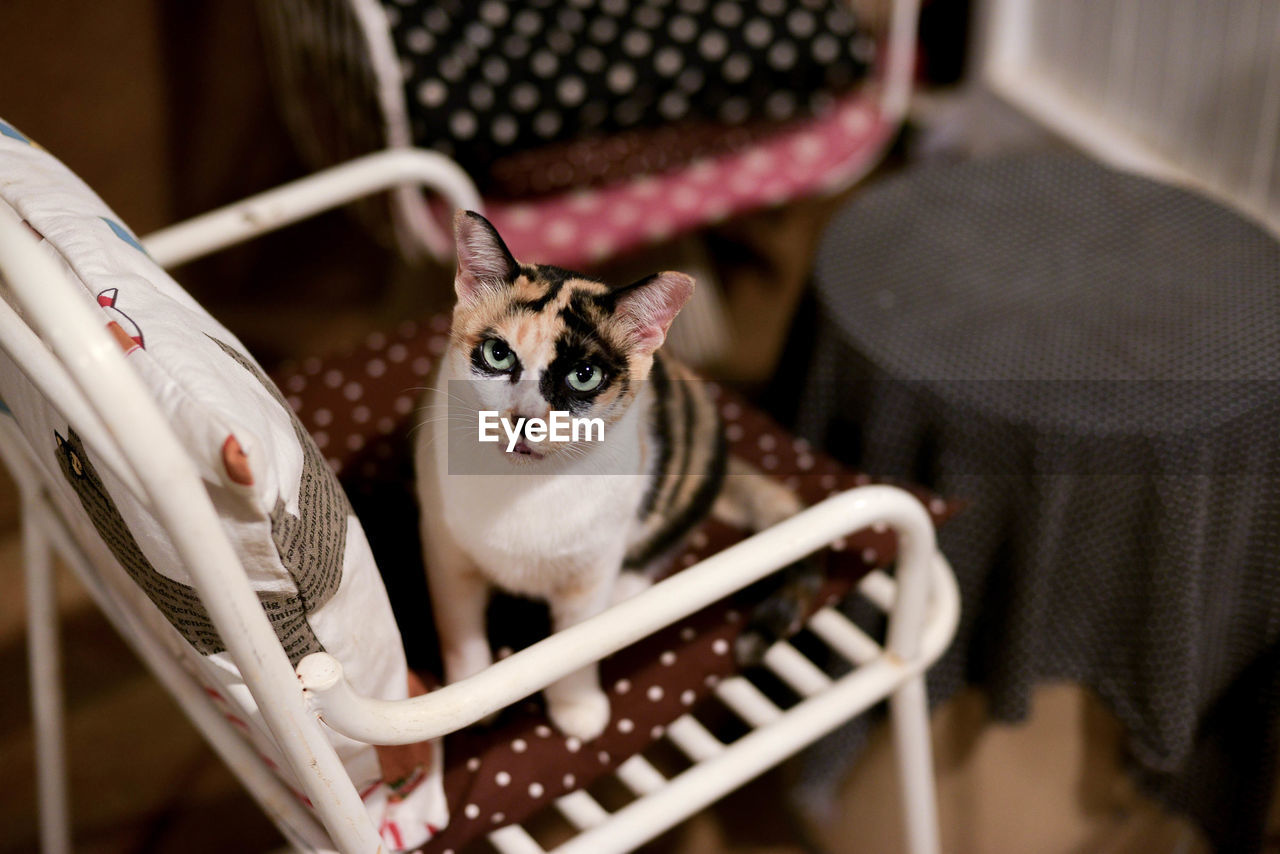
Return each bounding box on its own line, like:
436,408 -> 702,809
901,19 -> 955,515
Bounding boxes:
97,288 -> 144,349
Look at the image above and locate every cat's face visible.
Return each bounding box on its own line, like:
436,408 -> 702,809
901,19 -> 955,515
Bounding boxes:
447,211 -> 693,463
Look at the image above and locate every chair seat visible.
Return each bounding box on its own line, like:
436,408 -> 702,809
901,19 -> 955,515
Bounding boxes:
271,313 -> 955,851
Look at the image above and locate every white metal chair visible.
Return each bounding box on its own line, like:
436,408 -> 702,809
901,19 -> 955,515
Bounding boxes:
8,147 -> 959,854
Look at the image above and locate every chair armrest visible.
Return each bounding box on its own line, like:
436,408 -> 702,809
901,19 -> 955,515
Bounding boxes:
297,484 -> 940,745
140,148 -> 482,269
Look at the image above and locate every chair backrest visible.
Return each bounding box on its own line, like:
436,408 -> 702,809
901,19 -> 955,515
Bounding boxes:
0,120 -> 425,852
256,0 -> 924,264
983,0 -> 1280,238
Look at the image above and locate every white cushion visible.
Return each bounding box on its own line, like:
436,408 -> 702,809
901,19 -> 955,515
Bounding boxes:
0,118 -> 446,849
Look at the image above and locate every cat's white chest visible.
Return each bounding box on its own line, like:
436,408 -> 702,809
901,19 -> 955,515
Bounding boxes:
417,368 -> 651,599
444,471 -> 644,596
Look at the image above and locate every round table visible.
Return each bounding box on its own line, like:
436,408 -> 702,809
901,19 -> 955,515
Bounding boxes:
796,152 -> 1280,852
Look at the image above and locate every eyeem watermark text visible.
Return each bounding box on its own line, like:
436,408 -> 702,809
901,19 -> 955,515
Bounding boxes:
479,411 -> 605,452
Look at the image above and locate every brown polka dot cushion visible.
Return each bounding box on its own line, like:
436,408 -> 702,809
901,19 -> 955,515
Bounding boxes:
272,313 -> 956,852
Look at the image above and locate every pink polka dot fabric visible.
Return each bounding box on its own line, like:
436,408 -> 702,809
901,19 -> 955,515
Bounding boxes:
445,90 -> 891,268
271,313 -> 955,852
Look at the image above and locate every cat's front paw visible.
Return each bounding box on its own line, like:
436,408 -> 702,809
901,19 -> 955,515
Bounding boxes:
547,690 -> 610,741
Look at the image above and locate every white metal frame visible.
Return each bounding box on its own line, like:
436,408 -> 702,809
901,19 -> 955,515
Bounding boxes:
6,150 -> 958,854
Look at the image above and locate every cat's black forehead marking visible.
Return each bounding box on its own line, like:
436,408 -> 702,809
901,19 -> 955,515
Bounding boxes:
512,276 -> 565,313
524,264 -> 601,286
558,291 -> 603,338
552,293 -> 627,368
511,265 -> 604,313
558,293 -> 627,367
551,324 -> 627,378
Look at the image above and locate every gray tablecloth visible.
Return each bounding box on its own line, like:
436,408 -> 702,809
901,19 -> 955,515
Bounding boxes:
795,153 -> 1280,852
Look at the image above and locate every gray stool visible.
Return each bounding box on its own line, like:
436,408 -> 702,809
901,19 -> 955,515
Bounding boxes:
797,153 -> 1280,852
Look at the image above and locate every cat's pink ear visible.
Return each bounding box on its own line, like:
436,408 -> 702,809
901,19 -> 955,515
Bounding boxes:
454,210 -> 519,307
612,272 -> 695,355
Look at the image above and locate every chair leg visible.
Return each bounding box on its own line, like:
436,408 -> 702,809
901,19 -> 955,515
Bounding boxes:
889,674 -> 941,854
24,505 -> 71,854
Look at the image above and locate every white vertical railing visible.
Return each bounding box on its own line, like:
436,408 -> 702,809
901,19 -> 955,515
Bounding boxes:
985,0 -> 1280,238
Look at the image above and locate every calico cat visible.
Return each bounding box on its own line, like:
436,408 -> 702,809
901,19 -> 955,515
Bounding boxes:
415,211 -> 809,740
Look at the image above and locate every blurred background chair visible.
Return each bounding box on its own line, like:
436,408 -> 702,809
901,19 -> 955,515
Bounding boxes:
256,0 -> 922,264
254,0 -> 923,369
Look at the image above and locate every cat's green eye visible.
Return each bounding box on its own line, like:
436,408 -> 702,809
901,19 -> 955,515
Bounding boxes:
567,363 -> 603,392
482,338 -> 516,372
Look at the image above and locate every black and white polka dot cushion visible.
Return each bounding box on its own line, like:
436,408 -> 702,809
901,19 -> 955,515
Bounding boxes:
384,0 -> 874,189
